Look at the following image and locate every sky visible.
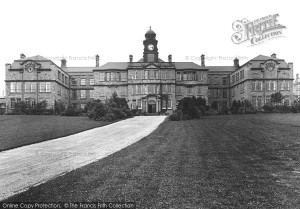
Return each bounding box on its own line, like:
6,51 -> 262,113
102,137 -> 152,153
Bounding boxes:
0,0 -> 299,97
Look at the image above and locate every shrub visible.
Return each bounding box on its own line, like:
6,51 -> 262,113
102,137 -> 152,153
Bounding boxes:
88,102 -> 106,120
101,113 -> 116,121
55,100 -> 66,115
292,99 -> 300,113
169,110 -> 182,121
177,96 -> 207,119
63,106 -> 83,116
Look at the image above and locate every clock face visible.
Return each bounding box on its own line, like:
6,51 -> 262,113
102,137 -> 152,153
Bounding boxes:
148,44 -> 154,51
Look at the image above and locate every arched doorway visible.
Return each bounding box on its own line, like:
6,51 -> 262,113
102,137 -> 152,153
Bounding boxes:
148,100 -> 156,113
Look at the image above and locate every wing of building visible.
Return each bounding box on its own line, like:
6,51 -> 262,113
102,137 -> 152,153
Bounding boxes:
4,29 -> 295,114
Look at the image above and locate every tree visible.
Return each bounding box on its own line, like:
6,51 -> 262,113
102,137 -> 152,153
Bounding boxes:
271,92 -> 284,105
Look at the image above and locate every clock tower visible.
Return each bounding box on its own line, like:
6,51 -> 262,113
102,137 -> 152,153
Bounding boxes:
143,27 -> 159,63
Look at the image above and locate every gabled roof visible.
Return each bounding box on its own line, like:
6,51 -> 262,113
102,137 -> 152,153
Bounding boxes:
251,55 -> 282,61
65,67 -> 95,72
96,62 -> 128,70
207,66 -> 236,72
16,55 -> 49,61
245,55 -> 289,69
174,62 -> 206,70
137,58 -> 165,62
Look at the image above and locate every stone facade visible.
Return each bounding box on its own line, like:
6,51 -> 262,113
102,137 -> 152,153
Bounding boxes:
4,30 -> 296,114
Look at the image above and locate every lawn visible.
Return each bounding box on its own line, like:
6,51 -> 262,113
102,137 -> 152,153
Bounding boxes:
0,115 -> 110,151
2,114 -> 300,208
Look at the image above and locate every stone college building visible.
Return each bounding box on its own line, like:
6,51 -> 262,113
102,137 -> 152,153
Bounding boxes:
4,28 -> 295,113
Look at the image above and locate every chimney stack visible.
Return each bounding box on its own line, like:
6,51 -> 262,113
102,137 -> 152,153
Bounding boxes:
20,53 -> 26,59
61,58 -> 67,68
271,53 -> 277,58
129,55 -> 133,62
96,55 -> 99,67
201,54 -> 205,66
168,54 -> 172,63
234,57 -> 239,68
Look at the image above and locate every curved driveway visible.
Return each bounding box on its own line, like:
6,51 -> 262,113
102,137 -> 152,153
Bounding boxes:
0,116 -> 166,201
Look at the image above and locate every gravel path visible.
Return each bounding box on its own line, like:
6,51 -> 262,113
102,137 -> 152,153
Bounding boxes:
0,116 -> 166,201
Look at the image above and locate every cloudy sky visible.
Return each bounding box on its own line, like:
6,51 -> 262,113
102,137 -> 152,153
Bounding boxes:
0,0 -> 299,96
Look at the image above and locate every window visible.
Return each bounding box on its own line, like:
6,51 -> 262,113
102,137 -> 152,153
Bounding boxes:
183,73 -> 187,81
121,87 -> 126,95
223,89 -> 228,98
240,70 -> 244,79
257,96 -> 262,107
162,100 -> 166,109
232,75 -> 235,83
167,85 -> 171,93
46,82 -> 51,92
252,96 -> 256,107
222,77 -> 228,85
121,73 -> 127,81
90,90 -> 94,99
105,72 -> 110,81
161,70 -> 166,79
284,81 -> 290,91
62,75 -> 64,83
81,90 -> 86,99
81,78 -> 86,86
266,82 -> 270,91
255,81 -> 262,91
137,85 -> 142,94
111,72 -> 115,81
167,99 -> 172,109
71,78 -> 77,85
58,71 -> 61,80
132,100 -> 137,109
236,72 -> 239,81
133,85 -> 136,95
148,85 -> 156,94
137,99 -> 142,109
65,76 -> 68,84
252,82 -> 256,91
187,87 -> 192,95
25,82 -> 31,92
89,79 -> 95,85
39,82 -> 51,92
72,90 -> 77,99
214,89 -> 219,98
25,98 -> 30,107
10,82 -> 16,93
176,72 -> 182,81
31,82 -> 36,92
99,73 -> 105,81
197,86 -> 201,95
270,82 -> 275,91
149,70 -> 154,79
39,82 -> 45,92
176,86 -> 182,95
11,98 -> 16,108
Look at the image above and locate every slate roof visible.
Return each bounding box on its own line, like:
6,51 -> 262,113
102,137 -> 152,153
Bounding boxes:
245,55 -> 289,69
16,55 -> 49,61
174,62 -> 206,70
96,62 -> 129,70
206,66 -> 236,72
64,67 -> 95,73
